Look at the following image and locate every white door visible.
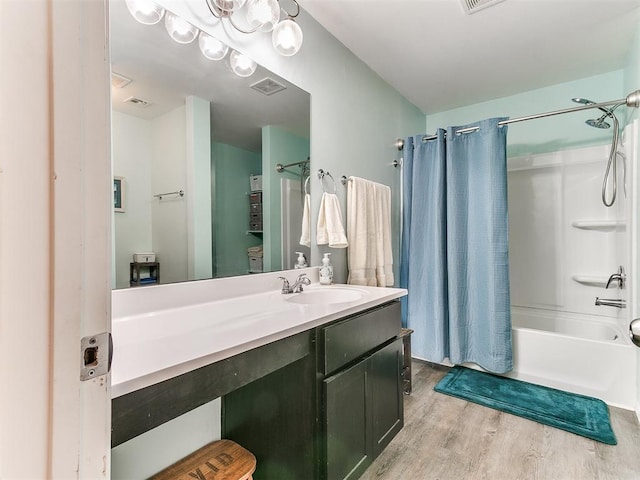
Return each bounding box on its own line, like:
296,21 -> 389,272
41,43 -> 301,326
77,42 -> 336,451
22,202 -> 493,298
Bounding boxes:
0,1 -> 112,477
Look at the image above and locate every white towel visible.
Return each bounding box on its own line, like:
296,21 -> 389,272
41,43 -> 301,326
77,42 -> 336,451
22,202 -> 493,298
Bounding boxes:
299,193 -> 311,247
316,192 -> 348,248
347,177 -> 394,287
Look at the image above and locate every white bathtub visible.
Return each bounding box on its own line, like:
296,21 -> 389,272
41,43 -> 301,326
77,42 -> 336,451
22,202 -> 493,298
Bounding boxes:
504,307 -> 636,409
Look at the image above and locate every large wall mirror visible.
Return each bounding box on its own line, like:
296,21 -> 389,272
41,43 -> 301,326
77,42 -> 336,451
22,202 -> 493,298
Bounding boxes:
110,0 -> 311,289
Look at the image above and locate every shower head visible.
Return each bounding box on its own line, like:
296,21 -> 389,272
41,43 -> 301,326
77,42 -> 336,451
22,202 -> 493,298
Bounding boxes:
572,97 -> 614,128
586,118 -> 611,129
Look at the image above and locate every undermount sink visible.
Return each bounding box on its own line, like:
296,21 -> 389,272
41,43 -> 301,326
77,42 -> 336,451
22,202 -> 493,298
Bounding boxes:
285,286 -> 366,305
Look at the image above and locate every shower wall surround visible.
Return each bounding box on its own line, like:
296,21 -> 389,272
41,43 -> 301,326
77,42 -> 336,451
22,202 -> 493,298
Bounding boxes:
508,144 -> 626,320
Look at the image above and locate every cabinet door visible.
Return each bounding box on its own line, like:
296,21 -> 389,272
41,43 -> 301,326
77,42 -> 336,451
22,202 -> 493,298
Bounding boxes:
370,338 -> 404,457
324,359 -> 370,480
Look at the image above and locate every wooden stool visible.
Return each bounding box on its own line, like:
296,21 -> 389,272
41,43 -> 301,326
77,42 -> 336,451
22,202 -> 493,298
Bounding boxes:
399,328 -> 414,395
150,439 -> 256,480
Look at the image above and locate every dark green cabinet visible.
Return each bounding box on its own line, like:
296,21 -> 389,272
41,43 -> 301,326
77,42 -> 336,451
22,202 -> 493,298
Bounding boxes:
325,359 -> 369,480
370,339 -> 404,457
324,338 -> 403,480
221,300 -> 403,480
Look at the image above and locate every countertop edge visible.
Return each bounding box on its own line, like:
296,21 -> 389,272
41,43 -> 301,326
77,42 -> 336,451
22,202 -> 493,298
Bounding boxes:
111,288 -> 407,398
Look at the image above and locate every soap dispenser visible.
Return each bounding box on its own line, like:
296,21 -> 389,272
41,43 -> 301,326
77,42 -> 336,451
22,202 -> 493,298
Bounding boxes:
319,253 -> 333,285
294,251 -> 307,269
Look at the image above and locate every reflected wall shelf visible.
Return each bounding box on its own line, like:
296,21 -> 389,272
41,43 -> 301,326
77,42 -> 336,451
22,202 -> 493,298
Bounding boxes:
571,220 -> 626,232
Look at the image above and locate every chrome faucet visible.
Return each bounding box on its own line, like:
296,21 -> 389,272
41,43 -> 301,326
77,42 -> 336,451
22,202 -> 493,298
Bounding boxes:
291,273 -> 311,293
595,297 -> 626,309
605,266 -> 625,289
279,273 -> 311,294
278,276 -> 293,294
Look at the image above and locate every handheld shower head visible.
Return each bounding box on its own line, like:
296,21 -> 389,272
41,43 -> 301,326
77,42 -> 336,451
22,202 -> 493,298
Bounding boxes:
586,118 -> 611,129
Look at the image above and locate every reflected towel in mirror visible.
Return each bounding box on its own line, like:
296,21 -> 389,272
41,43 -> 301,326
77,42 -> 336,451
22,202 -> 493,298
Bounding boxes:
300,193 -> 311,247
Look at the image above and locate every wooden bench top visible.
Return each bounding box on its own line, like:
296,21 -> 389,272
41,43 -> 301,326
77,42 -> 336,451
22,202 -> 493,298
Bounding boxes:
150,439 -> 256,480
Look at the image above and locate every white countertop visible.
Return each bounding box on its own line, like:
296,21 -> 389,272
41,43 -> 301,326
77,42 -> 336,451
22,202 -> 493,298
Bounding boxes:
111,272 -> 407,398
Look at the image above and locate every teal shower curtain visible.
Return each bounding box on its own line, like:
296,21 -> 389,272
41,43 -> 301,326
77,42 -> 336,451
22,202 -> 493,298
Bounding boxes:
400,117 -> 512,374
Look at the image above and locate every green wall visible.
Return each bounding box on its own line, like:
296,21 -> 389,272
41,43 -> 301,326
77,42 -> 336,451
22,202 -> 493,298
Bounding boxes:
426,71 -> 625,158
212,142 -> 262,278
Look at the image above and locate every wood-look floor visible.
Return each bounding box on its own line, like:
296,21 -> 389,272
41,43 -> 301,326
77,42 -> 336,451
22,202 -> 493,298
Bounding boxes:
361,361 -> 640,480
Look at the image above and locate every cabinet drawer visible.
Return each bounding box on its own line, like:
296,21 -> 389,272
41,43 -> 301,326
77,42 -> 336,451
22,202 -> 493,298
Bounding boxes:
322,301 -> 401,375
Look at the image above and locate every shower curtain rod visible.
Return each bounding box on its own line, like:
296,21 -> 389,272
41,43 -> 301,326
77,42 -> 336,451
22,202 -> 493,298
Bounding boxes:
399,89 -> 640,146
275,158 -> 310,173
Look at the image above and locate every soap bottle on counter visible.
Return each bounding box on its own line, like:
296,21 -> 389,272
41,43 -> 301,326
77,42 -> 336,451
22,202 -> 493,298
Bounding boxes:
319,253 -> 333,285
294,251 -> 307,269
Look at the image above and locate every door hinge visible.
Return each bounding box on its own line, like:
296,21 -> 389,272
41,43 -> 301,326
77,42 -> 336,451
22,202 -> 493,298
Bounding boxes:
80,332 -> 113,381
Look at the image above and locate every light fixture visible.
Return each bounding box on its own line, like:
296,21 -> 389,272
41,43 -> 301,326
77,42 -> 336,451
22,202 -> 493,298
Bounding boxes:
164,10 -> 199,44
229,50 -> 258,77
198,31 -> 229,60
124,3 -> 269,77
245,0 -> 280,32
272,17 -> 303,56
125,0 -> 165,25
205,0 -> 303,56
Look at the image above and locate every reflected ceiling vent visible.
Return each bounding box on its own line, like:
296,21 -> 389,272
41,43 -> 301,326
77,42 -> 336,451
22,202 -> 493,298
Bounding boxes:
111,72 -> 132,89
459,0 -> 506,14
123,96 -> 152,107
250,77 -> 287,96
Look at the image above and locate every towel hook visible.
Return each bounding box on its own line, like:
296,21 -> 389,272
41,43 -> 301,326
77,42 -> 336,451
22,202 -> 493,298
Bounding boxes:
317,169 -> 337,194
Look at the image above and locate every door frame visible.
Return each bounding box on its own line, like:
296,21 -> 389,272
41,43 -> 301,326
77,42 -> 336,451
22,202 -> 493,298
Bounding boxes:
0,0 -> 112,477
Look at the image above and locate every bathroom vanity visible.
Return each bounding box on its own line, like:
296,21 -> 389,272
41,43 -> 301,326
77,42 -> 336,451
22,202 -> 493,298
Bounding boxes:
111,270 -> 407,479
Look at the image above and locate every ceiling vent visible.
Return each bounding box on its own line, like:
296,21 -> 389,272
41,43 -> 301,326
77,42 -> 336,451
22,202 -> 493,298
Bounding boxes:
250,77 -> 287,96
459,0 -> 506,15
123,96 -> 152,107
111,72 -> 132,89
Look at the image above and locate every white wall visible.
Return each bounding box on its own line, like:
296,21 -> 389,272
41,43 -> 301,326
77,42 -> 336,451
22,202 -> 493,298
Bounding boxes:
186,96 -> 213,281
112,111 -> 154,288
151,105 -> 189,284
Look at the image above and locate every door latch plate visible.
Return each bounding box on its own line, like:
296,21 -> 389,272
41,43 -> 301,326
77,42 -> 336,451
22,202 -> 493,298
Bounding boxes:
80,332 -> 112,381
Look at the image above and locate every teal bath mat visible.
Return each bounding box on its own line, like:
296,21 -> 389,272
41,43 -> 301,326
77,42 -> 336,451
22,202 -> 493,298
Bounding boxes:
434,366 -> 617,445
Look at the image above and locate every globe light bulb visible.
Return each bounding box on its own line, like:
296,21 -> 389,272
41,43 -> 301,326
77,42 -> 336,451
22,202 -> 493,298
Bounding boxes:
272,18 -> 303,56
164,11 -> 198,44
198,31 -> 229,61
125,0 -> 165,25
245,0 -> 280,32
229,50 -> 257,77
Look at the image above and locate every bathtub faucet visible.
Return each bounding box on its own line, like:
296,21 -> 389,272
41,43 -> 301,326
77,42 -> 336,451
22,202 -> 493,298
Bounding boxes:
595,297 -> 626,308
